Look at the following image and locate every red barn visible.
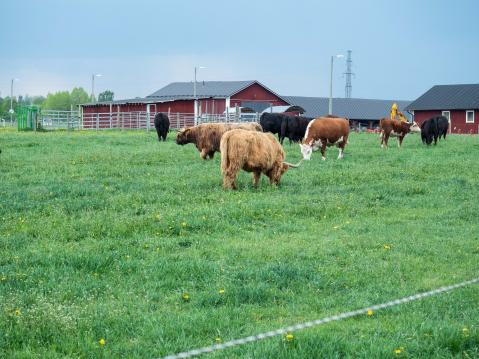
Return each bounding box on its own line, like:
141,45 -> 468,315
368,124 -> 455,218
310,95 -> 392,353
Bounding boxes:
405,84 -> 479,134
80,80 -> 289,129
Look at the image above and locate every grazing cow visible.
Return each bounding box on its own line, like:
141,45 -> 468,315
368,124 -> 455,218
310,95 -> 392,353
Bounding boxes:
379,119 -> 420,148
421,116 -> 448,145
154,113 -> 170,141
220,129 -> 301,189
280,116 -> 314,144
299,117 -> 350,161
176,122 -> 262,160
260,113 -> 288,141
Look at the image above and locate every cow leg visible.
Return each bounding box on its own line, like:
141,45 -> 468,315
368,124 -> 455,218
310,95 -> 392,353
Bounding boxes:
200,149 -> 208,160
223,169 -> 238,190
337,142 -> 345,159
434,135 -> 438,145
253,171 -> 261,187
398,135 -> 404,148
321,142 -> 327,161
208,151 -> 215,159
383,133 -> 390,149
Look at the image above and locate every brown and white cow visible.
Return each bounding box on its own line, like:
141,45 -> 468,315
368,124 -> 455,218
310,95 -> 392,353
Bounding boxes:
176,122 -> 262,160
299,117 -> 349,161
220,129 -> 301,189
379,119 -> 420,148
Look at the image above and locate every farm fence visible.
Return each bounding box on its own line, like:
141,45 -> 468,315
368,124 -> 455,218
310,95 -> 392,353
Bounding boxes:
160,277 -> 479,359
30,110 -> 261,131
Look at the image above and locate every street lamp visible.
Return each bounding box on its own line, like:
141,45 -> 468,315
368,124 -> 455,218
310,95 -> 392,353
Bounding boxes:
10,78 -> 19,124
328,54 -> 344,115
91,74 -> 102,102
193,66 -> 206,125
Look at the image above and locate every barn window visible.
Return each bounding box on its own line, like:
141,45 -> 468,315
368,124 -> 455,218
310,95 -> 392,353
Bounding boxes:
466,110 -> 474,123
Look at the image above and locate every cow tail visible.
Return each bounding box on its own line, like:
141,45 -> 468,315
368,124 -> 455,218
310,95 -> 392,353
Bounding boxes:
220,132 -> 230,174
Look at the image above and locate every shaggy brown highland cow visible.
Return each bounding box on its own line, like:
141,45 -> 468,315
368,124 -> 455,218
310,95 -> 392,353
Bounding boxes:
176,122 -> 262,160
220,129 -> 301,190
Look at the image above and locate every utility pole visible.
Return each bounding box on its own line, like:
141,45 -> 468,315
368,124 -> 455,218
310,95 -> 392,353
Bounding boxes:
193,66 -> 206,125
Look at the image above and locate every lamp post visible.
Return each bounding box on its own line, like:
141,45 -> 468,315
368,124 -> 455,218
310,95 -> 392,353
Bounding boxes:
9,78 -> 19,123
328,54 -> 344,115
91,74 -> 102,103
193,66 -> 206,125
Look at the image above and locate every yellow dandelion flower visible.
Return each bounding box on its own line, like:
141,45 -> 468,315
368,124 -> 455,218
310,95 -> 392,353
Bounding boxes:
1,276 -> 6,281
463,327 -> 469,337
99,338 -> 106,346
394,348 -> 401,355
182,222 -> 187,227
144,244 -> 150,249
367,309 -> 374,316
156,247 -> 160,252
182,293 -> 190,301
155,214 -> 161,220
384,244 -> 391,250
14,309 -> 21,316
218,288 -> 225,295
285,334 -> 294,342
215,337 -> 222,343
333,225 -> 340,229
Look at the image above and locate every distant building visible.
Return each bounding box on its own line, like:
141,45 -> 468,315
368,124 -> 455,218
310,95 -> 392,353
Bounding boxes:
80,80 -> 410,129
284,96 -> 410,129
405,84 -> 479,134
81,81 -> 288,128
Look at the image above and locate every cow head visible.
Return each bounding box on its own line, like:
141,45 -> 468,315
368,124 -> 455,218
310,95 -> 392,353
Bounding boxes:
176,128 -> 190,145
409,121 -> 421,133
299,143 -> 313,160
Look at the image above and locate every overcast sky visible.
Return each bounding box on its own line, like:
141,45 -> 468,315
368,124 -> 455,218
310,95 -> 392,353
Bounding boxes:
1,0 -> 478,101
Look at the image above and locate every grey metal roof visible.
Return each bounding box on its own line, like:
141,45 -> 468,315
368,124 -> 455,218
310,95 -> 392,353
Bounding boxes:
147,80 -> 256,99
82,97 -> 158,106
405,84 -> 479,111
283,96 -> 411,121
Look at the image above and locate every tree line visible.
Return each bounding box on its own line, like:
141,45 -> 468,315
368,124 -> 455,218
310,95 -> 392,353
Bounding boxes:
0,88 -> 114,119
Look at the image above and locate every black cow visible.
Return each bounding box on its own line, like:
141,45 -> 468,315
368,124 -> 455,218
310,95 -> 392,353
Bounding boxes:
280,116 -> 314,144
260,113 -> 288,141
154,113 -> 170,141
420,116 -> 448,145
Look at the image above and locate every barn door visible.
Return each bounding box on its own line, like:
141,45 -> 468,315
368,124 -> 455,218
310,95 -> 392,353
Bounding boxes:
147,104 -> 157,130
442,111 -> 451,133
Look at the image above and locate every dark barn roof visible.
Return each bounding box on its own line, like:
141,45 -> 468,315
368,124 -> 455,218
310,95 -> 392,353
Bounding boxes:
405,84 -> 479,111
147,80 -> 288,102
283,96 -> 411,121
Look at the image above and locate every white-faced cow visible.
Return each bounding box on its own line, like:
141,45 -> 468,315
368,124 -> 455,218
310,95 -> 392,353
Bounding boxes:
299,117 -> 349,161
379,119 -> 420,148
220,129 -> 301,189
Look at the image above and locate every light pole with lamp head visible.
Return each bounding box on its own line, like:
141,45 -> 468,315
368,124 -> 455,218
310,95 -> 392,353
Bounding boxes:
329,54 -> 344,115
193,66 -> 206,125
91,74 -> 102,103
10,78 -> 19,124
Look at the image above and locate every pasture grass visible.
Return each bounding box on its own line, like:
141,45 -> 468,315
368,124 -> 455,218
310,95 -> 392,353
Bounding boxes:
0,129 -> 478,358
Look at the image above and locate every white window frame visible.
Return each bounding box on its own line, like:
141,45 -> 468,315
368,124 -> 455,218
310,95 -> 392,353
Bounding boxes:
466,110 -> 474,123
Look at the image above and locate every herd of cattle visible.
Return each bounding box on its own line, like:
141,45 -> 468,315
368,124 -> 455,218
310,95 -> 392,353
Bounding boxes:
154,112 -> 449,189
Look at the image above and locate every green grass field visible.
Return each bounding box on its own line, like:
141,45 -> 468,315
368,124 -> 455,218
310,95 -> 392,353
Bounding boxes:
1,129 -> 478,358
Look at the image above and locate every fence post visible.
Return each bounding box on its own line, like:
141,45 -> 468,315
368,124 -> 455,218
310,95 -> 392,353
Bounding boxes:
177,112 -> 180,129
96,113 -> 99,131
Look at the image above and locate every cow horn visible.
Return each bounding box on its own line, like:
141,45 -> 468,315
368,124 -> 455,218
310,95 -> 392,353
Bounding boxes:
283,159 -> 303,168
